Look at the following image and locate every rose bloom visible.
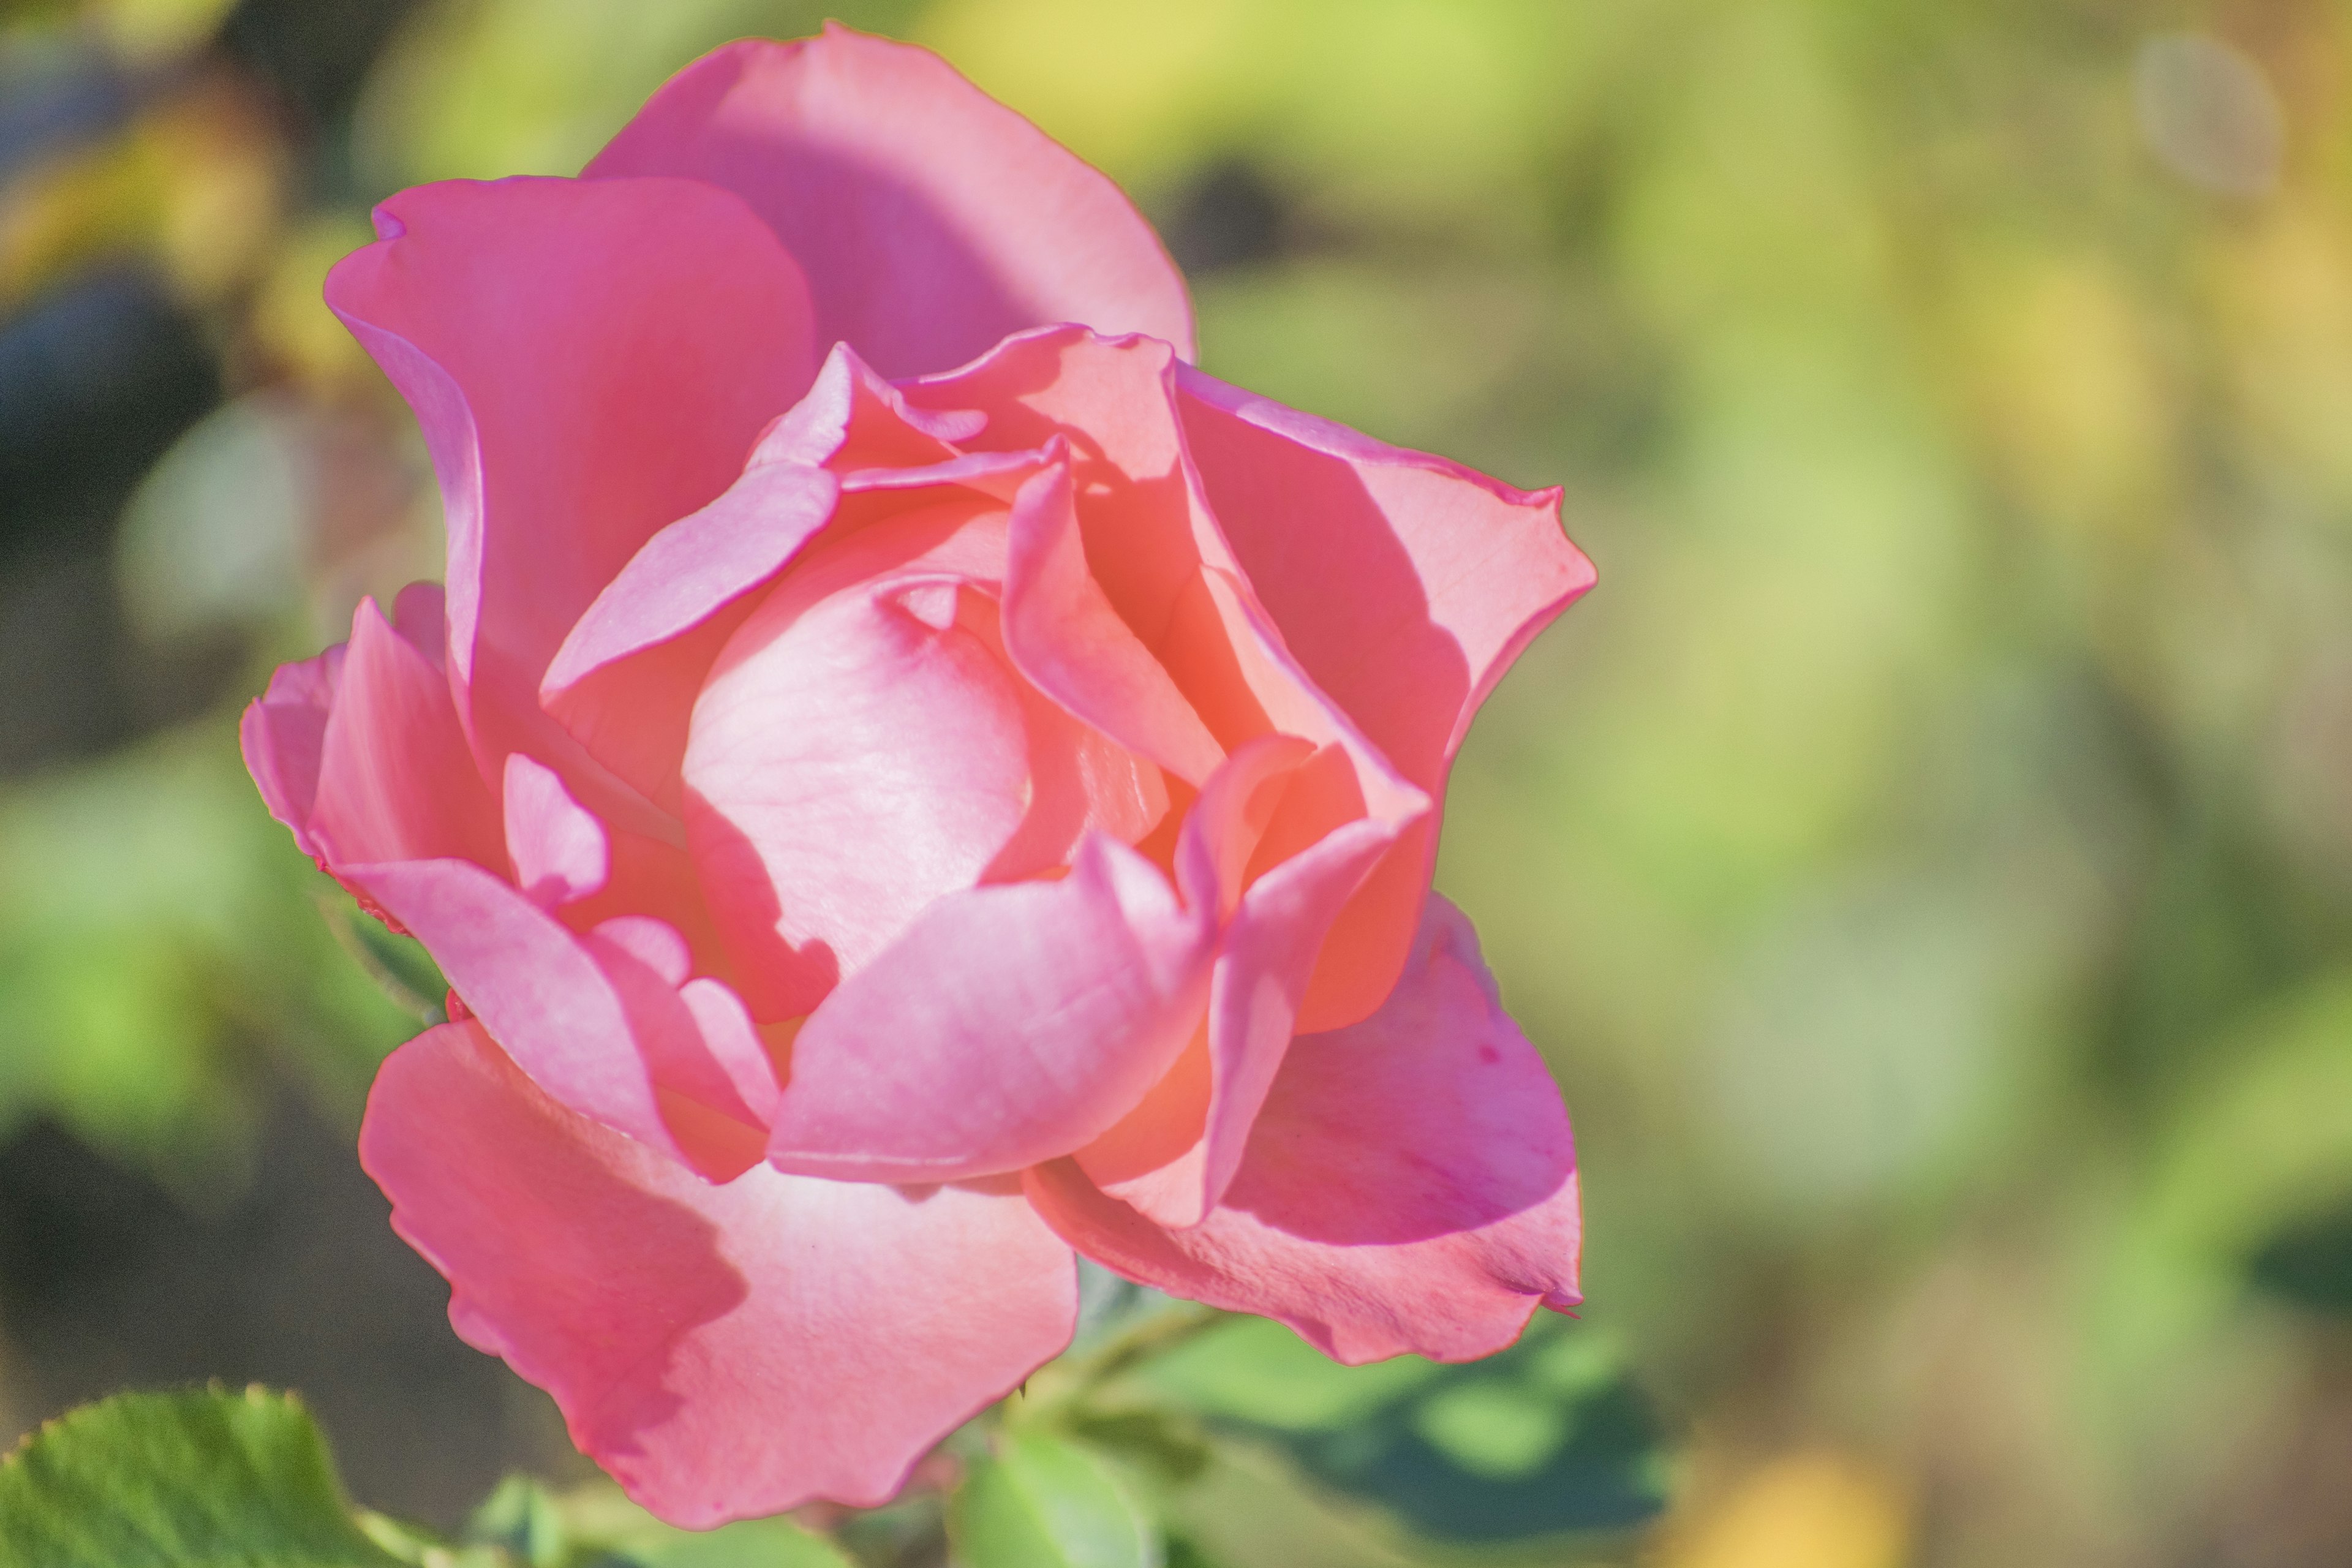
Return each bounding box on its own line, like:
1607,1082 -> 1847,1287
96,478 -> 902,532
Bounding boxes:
243,26 -> 1593,1527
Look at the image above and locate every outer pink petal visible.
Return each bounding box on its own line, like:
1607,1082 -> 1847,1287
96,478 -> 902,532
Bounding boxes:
1028,896 -> 1581,1364
363,1019 -> 1077,1527
586,25 -> 1193,378
1175,367 -> 1596,1033
345,857 -> 761,1177
325,174 -> 818,790
307,596 -> 503,872
766,835 -> 1210,1183
241,643 -> 345,862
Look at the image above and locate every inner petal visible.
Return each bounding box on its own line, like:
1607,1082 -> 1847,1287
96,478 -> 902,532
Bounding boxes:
681,503 -> 1164,1020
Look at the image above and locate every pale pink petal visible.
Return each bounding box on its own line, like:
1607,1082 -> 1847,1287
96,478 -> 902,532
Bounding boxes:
325,175 -> 818,778
540,462 -> 841,813
537,344 -> 1026,812
586,26 -> 1193,378
682,505 -> 1162,1019
592,913 -> 691,984
504,753 -> 609,908
752,340 -> 986,470
1030,896 -> 1581,1363
582,918 -> 767,1180
347,857 -> 754,1176
363,1020 -> 1077,1528
680,976 -> 783,1127
1177,366 -> 1595,1031
1002,453 -> 1223,786
767,835 -> 1210,1183
307,597 -> 502,872
558,824 -> 733,984
543,462 -> 841,715
839,448 -> 1038,500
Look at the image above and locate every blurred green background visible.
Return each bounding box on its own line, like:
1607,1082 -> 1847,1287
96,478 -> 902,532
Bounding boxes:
2,0 -> 2350,1563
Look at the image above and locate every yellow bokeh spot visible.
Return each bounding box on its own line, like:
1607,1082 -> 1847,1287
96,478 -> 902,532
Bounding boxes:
1660,1453 -> 1910,1568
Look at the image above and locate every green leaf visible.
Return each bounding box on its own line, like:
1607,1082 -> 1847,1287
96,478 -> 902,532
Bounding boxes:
948,1432 -> 1160,1568
1137,1315 -> 1668,1544
0,1385 -> 407,1568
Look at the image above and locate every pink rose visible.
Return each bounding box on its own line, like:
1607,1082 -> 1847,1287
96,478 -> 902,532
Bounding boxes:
243,25 -> 1593,1527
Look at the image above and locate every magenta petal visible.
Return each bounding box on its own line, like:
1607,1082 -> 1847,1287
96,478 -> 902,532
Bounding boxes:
586,25 -> 1193,377
1176,366 -> 1594,1032
325,175 -> 818,774
307,597 -> 502,872
363,1020 -> 1078,1526
1030,897 -> 1581,1364
769,835 -> 1210,1182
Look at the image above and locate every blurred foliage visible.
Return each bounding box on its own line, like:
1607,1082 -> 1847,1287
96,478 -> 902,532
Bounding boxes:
4,0 -> 2352,1562
1123,1313 -> 1667,1545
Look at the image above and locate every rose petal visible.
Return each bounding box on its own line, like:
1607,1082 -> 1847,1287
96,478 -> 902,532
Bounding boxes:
540,462 -> 841,813
307,596 -> 502,872
1074,732 -> 1310,1206
1002,453 -> 1224,786
1083,795 -> 1404,1229
752,340 -> 986,470
505,753 -> 609,908
241,642 -> 345,861
363,1019 -> 1077,1527
767,835 -> 1210,1183
586,25 -> 1193,377
1176,366 -> 1596,1031
903,328 -> 1234,649
325,174 -> 818,790
1030,896 -> 1581,1363
682,504 -> 1162,1018
679,976 -> 783,1128
347,857 -> 755,1175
